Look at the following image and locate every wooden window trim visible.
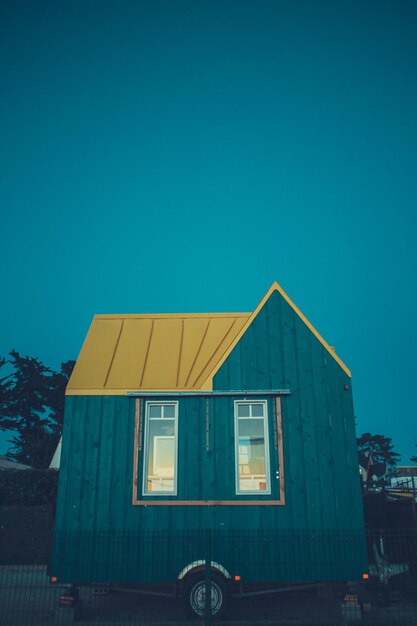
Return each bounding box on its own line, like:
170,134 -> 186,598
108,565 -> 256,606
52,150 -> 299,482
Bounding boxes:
141,401 -> 178,496
234,400 -> 271,496
132,397 -> 286,506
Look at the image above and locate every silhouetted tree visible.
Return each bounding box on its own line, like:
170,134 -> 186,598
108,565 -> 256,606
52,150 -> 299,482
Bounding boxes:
0,352 -> 75,468
44,359 -> 75,456
411,445 -> 417,464
0,357 -> 13,423
357,432 -> 401,468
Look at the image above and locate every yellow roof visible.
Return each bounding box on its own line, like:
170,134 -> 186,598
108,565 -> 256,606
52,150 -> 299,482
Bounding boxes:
67,313 -> 251,395
67,282 -> 350,396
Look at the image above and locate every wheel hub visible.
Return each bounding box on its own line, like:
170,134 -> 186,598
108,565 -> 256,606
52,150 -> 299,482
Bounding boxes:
190,580 -> 223,616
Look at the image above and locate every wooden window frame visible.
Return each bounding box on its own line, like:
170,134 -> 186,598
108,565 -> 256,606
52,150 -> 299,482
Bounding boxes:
142,401 -> 178,496
132,397 -> 286,506
234,400 -> 271,496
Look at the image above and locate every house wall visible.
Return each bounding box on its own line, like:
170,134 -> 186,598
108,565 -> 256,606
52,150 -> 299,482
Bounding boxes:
54,394 -> 284,537
213,289 -> 364,532
53,392 -> 367,583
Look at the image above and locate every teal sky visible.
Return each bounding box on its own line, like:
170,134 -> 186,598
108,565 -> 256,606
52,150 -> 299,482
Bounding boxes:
1,1 -> 416,462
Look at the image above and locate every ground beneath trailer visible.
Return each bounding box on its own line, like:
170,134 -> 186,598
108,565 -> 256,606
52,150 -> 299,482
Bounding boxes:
1,565 -> 417,625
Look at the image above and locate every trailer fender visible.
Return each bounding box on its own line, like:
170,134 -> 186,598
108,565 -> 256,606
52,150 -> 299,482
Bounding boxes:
177,560 -> 231,581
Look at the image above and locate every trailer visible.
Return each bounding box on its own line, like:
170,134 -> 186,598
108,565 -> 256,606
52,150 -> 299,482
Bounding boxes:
51,281 -> 369,618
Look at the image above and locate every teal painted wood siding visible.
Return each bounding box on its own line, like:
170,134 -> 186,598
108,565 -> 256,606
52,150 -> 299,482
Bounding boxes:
214,289 -> 364,532
54,394 -> 282,535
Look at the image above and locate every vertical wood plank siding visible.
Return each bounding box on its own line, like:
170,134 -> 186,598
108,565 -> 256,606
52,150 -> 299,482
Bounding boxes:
213,289 -> 364,532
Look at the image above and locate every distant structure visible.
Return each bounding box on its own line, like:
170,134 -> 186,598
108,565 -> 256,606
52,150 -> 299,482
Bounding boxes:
49,438 -> 62,469
389,466 -> 417,496
0,455 -> 31,470
358,451 -> 386,489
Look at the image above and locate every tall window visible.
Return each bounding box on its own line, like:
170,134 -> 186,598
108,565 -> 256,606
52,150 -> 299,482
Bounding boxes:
234,400 -> 271,495
142,402 -> 178,495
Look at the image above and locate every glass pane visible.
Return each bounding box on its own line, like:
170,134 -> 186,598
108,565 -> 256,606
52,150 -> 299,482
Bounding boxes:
146,416 -> 175,493
149,405 -> 162,418
237,416 -> 267,492
153,437 -> 174,475
237,403 -> 250,417
251,403 -> 264,417
163,404 -> 175,418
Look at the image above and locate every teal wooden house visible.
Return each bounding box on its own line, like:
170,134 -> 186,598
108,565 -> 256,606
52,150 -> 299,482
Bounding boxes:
52,282 -> 367,616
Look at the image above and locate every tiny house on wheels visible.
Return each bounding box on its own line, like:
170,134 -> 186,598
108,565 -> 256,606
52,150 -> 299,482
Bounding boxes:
52,282 -> 367,618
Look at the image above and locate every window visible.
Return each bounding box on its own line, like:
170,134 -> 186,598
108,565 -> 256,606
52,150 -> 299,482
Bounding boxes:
142,402 -> 178,495
234,400 -> 271,495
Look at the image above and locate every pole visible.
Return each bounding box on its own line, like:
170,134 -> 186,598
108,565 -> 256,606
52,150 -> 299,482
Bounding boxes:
204,528 -> 212,626
411,476 -> 417,527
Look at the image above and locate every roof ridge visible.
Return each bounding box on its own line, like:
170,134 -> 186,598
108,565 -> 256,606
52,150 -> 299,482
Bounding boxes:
94,312 -> 250,319
200,281 -> 351,385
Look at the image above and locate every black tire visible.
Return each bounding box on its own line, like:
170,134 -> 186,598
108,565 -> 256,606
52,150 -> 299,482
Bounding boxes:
182,572 -> 229,619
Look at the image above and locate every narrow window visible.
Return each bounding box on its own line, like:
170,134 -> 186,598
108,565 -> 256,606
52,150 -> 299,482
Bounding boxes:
142,402 -> 178,495
234,400 -> 271,495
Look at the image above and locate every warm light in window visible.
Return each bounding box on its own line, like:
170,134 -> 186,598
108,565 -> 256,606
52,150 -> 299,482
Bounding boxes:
143,402 -> 178,496
234,401 -> 271,495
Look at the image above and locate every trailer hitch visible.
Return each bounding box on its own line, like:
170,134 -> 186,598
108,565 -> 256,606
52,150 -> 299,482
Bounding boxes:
368,537 -> 408,584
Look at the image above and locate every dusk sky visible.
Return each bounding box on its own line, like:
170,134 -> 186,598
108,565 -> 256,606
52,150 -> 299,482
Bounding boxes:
1,1 -> 416,462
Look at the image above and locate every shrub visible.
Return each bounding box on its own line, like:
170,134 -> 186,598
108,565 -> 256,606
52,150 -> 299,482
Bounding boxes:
0,469 -> 58,506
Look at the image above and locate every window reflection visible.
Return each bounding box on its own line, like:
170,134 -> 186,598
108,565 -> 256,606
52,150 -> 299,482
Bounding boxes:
235,402 -> 270,494
143,403 -> 178,495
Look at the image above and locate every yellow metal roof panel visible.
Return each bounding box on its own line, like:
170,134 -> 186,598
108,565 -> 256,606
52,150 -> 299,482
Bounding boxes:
67,319 -> 123,391
66,313 -> 251,395
105,318 -> 153,389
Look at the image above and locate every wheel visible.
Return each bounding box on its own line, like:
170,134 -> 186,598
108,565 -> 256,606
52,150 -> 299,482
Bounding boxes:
182,573 -> 229,619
